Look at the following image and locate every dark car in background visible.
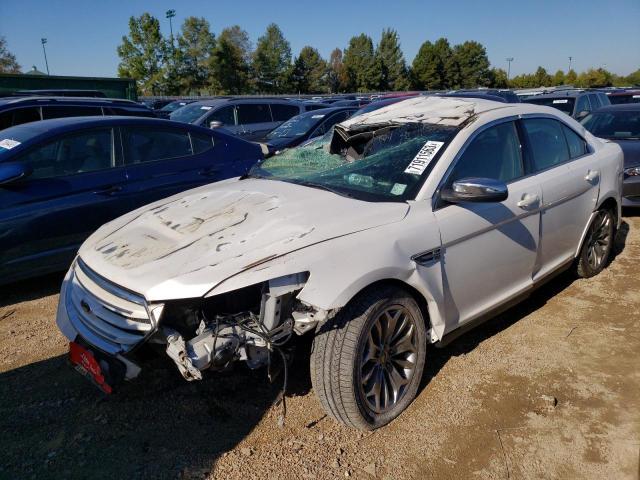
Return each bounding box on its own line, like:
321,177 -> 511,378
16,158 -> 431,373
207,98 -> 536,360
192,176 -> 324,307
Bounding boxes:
0,116 -> 262,284
446,89 -> 520,103
155,99 -> 197,119
12,89 -> 107,98
140,98 -> 174,111
258,107 -> 358,156
0,96 -> 155,130
331,99 -> 371,108
523,90 -> 610,119
607,89 -> 640,105
582,103 -> 640,207
169,98 -> 308,141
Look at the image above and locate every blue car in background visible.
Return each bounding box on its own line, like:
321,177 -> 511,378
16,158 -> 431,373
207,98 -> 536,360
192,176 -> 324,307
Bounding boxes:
0,116 -> 263,284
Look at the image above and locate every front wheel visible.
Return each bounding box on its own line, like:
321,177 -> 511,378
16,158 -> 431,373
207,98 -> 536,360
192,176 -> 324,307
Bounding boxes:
310,286 -> 427,430
576,208 -> 615,278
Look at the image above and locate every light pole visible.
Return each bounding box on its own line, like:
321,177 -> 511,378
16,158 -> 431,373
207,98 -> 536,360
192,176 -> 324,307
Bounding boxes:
506,57 -> 514,82
41,38 -> 50,75
165,9 -> 176,48
568,56 -> 573,73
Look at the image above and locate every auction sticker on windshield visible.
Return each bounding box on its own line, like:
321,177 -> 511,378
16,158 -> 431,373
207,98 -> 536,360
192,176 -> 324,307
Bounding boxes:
404,140 -> 444,175
0,139 -> 21,150
553,99 -> 569,104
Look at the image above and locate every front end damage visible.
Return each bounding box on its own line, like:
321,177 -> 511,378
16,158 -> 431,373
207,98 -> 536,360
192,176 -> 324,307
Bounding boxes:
57,259 -> 329,390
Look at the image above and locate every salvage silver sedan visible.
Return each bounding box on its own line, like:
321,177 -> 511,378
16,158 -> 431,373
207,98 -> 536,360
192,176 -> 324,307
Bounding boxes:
56,96 -> 623,430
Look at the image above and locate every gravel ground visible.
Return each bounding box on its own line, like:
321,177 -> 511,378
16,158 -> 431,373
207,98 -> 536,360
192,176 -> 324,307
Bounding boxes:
1,213 -> 639,480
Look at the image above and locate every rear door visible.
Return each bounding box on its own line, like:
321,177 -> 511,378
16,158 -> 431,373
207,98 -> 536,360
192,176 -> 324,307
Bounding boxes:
520,117 -> 597,279
0,127 -> 128,281
236,103 -> 274,140
121,125 -> 228,209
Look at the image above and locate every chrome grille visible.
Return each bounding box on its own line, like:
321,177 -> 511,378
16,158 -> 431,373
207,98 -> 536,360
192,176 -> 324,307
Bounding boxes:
66,259 -> 154,354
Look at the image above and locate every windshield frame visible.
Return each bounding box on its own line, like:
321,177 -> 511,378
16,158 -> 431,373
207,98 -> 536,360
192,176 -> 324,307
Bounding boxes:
248,122 -> 460,203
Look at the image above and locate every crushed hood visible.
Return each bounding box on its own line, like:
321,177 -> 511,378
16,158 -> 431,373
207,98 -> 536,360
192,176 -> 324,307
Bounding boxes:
79,178 -> 409,301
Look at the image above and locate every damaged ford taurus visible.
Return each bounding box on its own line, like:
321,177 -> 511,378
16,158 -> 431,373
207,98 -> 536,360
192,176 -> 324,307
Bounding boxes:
56,96 -> 623,430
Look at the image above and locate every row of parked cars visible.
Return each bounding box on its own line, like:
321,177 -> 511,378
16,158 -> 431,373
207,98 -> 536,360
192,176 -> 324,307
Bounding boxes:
0,86 -> 637,430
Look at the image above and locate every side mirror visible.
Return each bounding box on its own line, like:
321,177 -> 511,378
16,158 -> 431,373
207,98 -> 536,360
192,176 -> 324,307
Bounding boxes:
575,110 -> 590,120
0,162 -> 32,186
209,120 -> 223,129
441,177 -> 508,204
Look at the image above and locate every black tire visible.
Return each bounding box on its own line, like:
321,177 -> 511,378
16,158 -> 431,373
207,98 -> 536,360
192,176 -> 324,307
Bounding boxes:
310,286 -> 427,430
576,208 -> 615,278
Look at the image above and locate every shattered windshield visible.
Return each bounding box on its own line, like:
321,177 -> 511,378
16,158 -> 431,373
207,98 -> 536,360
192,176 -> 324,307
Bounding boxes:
249,122 -> 458,202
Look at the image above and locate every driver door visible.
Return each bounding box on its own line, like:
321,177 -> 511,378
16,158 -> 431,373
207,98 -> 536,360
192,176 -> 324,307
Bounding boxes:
433,120 -> 542,332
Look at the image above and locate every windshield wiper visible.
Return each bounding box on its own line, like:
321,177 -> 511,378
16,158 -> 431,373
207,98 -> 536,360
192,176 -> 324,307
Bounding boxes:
293,180 -> 354,198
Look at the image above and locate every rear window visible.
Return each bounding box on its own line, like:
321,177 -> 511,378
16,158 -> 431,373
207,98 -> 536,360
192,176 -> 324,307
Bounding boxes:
581,111 -> 640,139
123,127 -> 193,163
42,105 -> 103,119
271,104 -> 301,121
526,97 -> 575,115
190,132 -> 215,154
236,104 -> 272,124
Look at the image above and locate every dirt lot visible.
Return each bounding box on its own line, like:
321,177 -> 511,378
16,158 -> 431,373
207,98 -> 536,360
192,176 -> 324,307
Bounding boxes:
1,213 -> 639,480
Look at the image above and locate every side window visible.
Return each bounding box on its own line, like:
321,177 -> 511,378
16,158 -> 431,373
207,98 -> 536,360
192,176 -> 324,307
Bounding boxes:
11,107 -> 42,127
599,93 -> 611,106
561,125 -> 588,158
448,121 -> 523,185
0,111 -> 12,130
236,104 -> 272,125
42,106 -> 103,119
270,104 -> 300,121
207,106 -> 235,126
123,127 -> 193,164
575,96 -> 590,115
190,132 -> 215,154
522,119 -> 570,172
18,129 -> 113,179
588,94 -> 601,110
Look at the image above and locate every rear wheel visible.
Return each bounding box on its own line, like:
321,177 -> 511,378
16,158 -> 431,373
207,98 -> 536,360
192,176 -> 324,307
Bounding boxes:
310,286 -> 427,430
576,208 -> 615,278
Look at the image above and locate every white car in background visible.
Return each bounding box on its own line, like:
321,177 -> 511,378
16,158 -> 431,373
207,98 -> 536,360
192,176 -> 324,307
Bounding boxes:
56,96 -> 623,430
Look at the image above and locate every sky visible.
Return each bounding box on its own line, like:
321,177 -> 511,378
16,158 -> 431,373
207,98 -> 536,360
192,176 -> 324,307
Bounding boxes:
1,0 -> 639,78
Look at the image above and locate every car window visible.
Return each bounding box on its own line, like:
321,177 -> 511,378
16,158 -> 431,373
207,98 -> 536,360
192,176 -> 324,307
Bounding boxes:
270,104 -> 300,121
575,96 -> 590,115
18,128 -> 114,179
207,106 -> 235,126
123,127 -> 193,164
447,121 -> 523,185
561,125 -> 588,158
598,93 -> 610,106
315,111 -> 353,137
588,94 -> 601,110
0,107 -> 42,128
522,119 -> 570,172
236,104 -> 272,124
42,106 -> 103,119
190,131 -> 215,154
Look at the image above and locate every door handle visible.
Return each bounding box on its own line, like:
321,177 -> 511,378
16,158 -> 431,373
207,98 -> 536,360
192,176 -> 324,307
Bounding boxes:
198,167 -> 219,177
585,169 -> 600,183
93,185 -> 123,196
517,193 -> 540,210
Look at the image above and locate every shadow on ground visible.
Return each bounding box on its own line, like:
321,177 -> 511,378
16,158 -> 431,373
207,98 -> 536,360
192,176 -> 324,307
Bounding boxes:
0,339 -> 312,480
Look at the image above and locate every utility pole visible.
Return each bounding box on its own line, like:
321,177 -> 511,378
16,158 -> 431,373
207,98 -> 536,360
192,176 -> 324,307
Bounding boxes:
568,56 -> 573,73
506,57 -> 514,81
166,9 -> 176,48
41,38 -> 50,75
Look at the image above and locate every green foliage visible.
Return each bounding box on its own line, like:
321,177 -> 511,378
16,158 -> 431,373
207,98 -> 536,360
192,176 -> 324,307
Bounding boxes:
289,46 -> 328,94
175,17 -> 216,95
489,68 -> 508,88
375,29 -> 409,91
411,37 -> 453,90
327,48 -> 348,93
210,26 -> 252,94
342,34 -> 381,92
252,23 -> 292,93
533,66 -> 552,87
565,69 -> 577,85
0,36 -> 21,73
552,69 -> 565,86
575,68 -> 613,88
117,13 -> 168,95
452,41 -> 491,88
